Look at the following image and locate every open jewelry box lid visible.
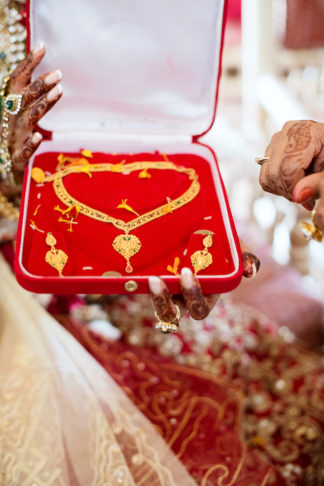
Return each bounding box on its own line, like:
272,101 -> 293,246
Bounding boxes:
17,0 -> 243,296
27,0 -> 226,138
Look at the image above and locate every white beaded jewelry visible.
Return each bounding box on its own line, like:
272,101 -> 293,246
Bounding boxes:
0,78 -> 22,186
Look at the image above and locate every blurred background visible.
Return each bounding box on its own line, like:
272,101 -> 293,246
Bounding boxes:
201,0 -> 324,345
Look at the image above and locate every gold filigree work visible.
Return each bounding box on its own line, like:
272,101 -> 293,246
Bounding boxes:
40,160 -> 200,273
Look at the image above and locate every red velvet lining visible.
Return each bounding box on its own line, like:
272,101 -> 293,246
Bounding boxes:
21,150 -> 234,279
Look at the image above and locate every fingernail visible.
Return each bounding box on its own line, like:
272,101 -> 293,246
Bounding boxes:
47,84 -> 63,101
181,267 -> 194,289
242,252 -> 260,278
302,202 -> 314,211
293,187 -> 313,203
148,276 -> 163,295
32,132 -> 42,144
33,41 -> 45,54
45,70 -> 62,86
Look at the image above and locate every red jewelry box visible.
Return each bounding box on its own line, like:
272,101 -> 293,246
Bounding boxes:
15,0 -> 243,295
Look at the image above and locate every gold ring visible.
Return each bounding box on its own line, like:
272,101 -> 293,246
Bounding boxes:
155,304 -> 181,333
255,156 -> 270,166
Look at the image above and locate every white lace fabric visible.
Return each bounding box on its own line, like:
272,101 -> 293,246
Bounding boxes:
0,255 -> 195,486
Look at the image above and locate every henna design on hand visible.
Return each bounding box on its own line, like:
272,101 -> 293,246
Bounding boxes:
3,51 -> 63,184
242,252 -> 260,278
28,99 -> 50,125
12,134 -> 41,173
260,121 -> 313,200
180,277 -> 210,320
22,94 -> 60,128
280,154 -> 306,200
285,122 -> 312,153
22,78 -> 46,109
10,51 -> 36,88
152,287 -> 178,322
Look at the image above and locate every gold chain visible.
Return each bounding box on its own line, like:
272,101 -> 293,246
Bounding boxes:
45,161 -> 200,233
42,160 -> 200,273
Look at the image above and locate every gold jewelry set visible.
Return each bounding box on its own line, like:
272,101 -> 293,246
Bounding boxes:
32,156 -> 205,275
31,154 -> 217,333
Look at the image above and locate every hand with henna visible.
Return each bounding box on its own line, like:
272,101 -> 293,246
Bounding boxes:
1,42 -> 62,196
259,120 -> 324,232
149,239 -> 260,323
259,120 -> 324,203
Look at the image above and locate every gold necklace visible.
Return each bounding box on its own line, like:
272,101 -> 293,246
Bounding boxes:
42,161 -> 200,273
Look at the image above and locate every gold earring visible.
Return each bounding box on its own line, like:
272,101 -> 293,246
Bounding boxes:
300,208 -> 322,242
45,232 -> 68,277
190,233 -> 213,274
155,305 -> 181,333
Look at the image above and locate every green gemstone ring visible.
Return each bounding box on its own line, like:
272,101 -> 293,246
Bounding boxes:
4,93 -> 22,115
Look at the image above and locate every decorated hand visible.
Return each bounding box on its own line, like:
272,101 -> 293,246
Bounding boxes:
0,43 -> 62,195
149,239 -> 260,325
259,120 -> 324,234
259,120 -> 324,205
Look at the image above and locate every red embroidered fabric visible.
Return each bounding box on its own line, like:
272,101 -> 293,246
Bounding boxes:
62,316 -> 278,485
53,293 -> 324,485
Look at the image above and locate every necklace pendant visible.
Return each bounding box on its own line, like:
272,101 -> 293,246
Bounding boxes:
112,233 -> 141,274
45,233 -> 68,277
126,262 -> 133,273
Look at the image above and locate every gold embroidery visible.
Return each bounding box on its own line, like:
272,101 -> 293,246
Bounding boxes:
97,294 -> 324,483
